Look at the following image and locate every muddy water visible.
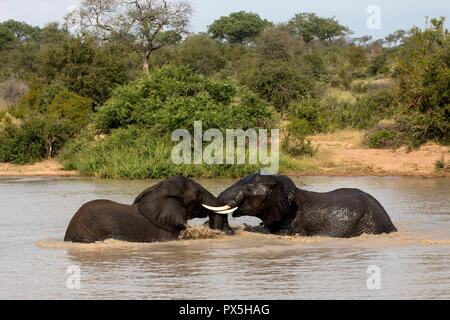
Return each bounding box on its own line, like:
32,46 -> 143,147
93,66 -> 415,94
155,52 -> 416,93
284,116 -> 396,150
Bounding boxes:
0,176 -> 449,300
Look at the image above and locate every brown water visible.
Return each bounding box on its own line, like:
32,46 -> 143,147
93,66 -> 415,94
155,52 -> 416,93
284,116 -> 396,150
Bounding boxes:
0,176 -> 449,300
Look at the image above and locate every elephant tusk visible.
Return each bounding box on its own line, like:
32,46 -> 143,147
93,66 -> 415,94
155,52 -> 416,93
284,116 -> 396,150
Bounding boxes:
214,207 -> 238,215
202,204 -> 231,211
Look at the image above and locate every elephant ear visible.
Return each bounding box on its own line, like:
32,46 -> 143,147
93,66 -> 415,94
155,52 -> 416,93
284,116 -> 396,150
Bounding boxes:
133,183 -> 187,233
262,176 -> 297,225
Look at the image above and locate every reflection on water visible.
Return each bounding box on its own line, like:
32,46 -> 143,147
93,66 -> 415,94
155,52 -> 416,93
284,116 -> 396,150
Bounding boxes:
0,176 -> 449,299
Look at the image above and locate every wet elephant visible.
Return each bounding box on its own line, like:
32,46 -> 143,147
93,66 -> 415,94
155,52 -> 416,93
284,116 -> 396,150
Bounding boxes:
218,173 -> 397,238
64,176 -> 234,243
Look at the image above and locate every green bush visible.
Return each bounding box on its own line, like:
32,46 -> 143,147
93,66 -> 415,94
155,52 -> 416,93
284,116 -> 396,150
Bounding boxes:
434,156 -> 445,171
393,17 -> 449,145
323,89 -> 395,130
368,129 -> 395,149
0,87 -> 92,164
0,114 -> 82,164
287,97 -> 330,134
240,60 -> 316,112
0,117 -> 46,164
281,118 -> 318,157
60,127 -> 278,179
94,65 -> 275,134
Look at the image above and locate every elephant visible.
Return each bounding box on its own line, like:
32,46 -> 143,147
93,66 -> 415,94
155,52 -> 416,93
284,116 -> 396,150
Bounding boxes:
64,176 -> 235,243
217,173 -> 397,238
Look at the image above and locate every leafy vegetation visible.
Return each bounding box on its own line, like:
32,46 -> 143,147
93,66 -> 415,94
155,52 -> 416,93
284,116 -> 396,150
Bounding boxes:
208,11 -> 272,44
0,4 -> 448,177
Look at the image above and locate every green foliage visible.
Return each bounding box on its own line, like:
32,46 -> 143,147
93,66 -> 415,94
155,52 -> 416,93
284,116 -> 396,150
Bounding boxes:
393,17 -> 449,144
59,127 -> 271,179
345,45 -> 369,75
39,37 -> 133,106
0,26 -> 15,51
255,25 -> 301,61
94,65 -> 274,134
281,118 -> 317,157
368,51 -> 390,75
0,118 -> 47,164
0,20 -> 40,41
324,89 -> 396,129
368,130 -> 395,149
0,86 -> 92,163
0,113 -> 80,163
288,13 -> 350,46
1,12 -> 448,176
240,60 -> 316,112
177,35 -> 226,75
302,54 -> 326,79
434,156 -> 445,171
287,97 -> 330,133
47,90 -> 92,128
208,11 -> 272,44
11,85 -> 92,129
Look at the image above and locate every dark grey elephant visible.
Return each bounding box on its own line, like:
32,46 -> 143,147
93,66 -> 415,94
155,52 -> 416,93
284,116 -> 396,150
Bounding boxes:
218,173 -> 397,238
64,176 -> 234,243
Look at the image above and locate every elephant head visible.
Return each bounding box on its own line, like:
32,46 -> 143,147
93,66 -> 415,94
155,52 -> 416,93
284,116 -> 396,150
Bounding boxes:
133,176 -> 235,234
218,174 -> 298,232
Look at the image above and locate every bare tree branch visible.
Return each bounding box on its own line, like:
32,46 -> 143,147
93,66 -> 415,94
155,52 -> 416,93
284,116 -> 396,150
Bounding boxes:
67,0 -> 193,73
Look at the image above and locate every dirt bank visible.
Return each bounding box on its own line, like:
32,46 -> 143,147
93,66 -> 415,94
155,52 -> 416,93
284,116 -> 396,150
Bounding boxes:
0,159 -> 77,177
285,130 -> 449,178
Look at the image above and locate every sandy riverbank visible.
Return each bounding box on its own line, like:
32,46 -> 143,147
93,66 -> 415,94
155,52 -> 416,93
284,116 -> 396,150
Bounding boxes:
0,159 -> 77,177
285,130 -> 449,178
0,130 -> 448,178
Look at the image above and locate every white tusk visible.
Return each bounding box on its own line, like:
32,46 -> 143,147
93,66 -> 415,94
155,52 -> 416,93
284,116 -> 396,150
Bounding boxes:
202,204 -> 231,211
214,207 -> 238,215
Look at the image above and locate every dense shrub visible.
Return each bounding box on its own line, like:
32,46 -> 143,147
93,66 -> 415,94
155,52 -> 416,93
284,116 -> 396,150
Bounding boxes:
0,87 -> 92,163
393,17 -> 449,145
59,127 -> 272,179
323,89 -> 396,130
240,60 -> 316,112
177,35 -> 226,75
286,97 -> 330,134
0,118 -> 47,164
367,129 -> 395,149
94,65 -> 275,134
281,117 -> 318,157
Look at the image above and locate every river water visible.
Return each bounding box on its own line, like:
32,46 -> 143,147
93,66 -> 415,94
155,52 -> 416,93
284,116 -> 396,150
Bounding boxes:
0,176 -> 449,300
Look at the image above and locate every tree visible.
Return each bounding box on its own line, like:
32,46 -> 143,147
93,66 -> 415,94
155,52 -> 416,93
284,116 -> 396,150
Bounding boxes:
0,87 -> 92,162
0,26 -> 15,51
68,0 -> 193,74
38,35 -> 134,106
385,29 -> 406,47
288,13 -> 350,50
394,17 -> 449,142
353,35 -> 372,46
208,11 -> 272,44
256,24 -> 302,61
240,60 -> 315,112
0,20 -> 40,41
176,34 -> 225,75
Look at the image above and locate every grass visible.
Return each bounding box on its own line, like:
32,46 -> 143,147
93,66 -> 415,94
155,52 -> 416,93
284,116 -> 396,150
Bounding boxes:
434,155 -> 448,173
59,128 -> 294,179
307,129 -> 365,147
323,87 -> 357,104
0,97 -> 6,111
